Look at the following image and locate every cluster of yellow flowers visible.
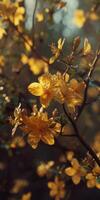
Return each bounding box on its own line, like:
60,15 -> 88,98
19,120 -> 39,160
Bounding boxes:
0,0 -> 25,26
21,54 -> 48,74
28,72 -> 85,112
36,151 -> 100,200
11,104 -> 61,149
73,9 -> 99,28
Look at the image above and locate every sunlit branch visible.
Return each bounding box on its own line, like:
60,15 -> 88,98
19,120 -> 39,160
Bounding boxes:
32,0 -> 38,36
63,104 -> 100,167
76,48 -> 100,120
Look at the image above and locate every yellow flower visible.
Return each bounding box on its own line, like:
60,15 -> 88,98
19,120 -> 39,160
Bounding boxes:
21,107 -> 60,149
13,6 -> 25,26
28,72 -> 68,107
48,177 -> 65,200
0,1 -> 25,26
89,12 -> 99,21
86,164 -> 100,189
65,158 -> 86,185
36,12 -> 44,22
10,136 -> 26,148
21,55 -> 49,75
49,38 -> 65,64
37,161 -> 54,177
73,9 -> 86,28
21,192 -> 32,200
28,73 -> 85,111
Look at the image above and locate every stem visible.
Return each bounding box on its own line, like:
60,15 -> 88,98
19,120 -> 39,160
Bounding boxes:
76,49 -> 100,120
32,0 -> 38,36
63,104 -> 100,166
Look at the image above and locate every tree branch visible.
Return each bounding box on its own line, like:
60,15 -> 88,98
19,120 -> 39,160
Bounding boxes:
63,104 -> 100,166
76,49 -> 100,120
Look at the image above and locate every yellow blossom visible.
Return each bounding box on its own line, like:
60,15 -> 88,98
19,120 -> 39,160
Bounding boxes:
73,9 -> 86,28
13,6 -> 25,26
89,12 -> 99,21
21,55 -> 49,74
10,136 -> 26,148
0,1 -> 25,26
36,12 -> 44,22
65,158 -> 86,185
65,79 -> 85,112
21,107 -> 61,149
28,72 -> 68,107
86,167 -> 100,189
49,38 -> 65,64
28,73 -> 85,111
37,161 -> 54,177
21,192 -> 32,200
48,177 -> 66,200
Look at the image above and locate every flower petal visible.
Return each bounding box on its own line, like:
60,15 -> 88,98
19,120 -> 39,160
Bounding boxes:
65,167 -> 76,176
28,82 -> 44,96
72,174 -> 81,185
28,133 -> 40,149
42,131 -> 54,145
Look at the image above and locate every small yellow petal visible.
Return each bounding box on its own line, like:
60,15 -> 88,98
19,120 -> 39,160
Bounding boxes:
42,132 -> 54,145
28,83 -> 44,96
65,167 -> 76,176
72,174 -> 81,185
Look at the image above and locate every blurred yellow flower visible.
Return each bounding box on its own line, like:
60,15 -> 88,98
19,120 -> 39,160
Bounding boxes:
36,12 -> 44,22
65,79 -> 85,112
0,1 -> 25,26
86,166 -> 100,189
48,177 -> 66,200
13,6 -> 25,26
21,55 -> 49,75
21,192 -> 32,200
21,107 -> 60,149
28,73 -> 85,112
89,12 -> 99,21
65,158 -> 86,185
37,161 -> 54,177
10,136 -> 26,148
73,9 -> 86,28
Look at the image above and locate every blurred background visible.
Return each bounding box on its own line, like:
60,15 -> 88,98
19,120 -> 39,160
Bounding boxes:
0,0 -> 100,199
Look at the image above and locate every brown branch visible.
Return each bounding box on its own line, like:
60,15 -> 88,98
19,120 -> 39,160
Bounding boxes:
63,104 -> 100,166
32,0 -> 38,37
76,48 -> 100,120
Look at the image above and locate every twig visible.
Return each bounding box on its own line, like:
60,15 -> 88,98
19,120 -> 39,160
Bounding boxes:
76,49 -> 100,120
9,20 -> 49,65
63,104 -> 100,166
32,0 -> 38,36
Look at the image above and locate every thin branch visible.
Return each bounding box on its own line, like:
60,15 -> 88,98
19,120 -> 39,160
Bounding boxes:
76,49 -> 100,120
63,104 -> 100,166
32,0 -> 38,36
